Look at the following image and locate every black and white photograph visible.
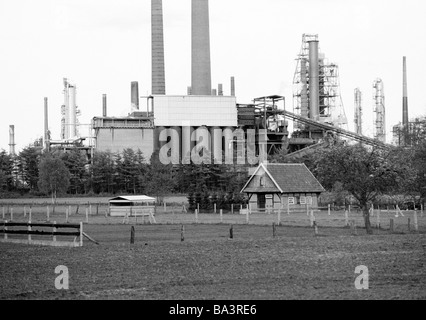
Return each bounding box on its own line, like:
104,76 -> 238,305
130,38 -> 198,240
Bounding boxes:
0,0 -> 425,308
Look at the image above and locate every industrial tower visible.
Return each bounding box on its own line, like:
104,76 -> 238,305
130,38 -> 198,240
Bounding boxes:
354,88 -> 362,136
61,78 -> 80,140
293,34 -> 347,132
191,0 -> 212,95
373,78 -> 386,143
151,0 -> 166,95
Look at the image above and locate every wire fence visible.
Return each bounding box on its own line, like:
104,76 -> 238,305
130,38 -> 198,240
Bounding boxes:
1,202 -> 425,234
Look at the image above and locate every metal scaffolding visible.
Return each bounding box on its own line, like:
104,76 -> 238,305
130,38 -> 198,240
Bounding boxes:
293,34 -> 347,130
354,88 -> 362,135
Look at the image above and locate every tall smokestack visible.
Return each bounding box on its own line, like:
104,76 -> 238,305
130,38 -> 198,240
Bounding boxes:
230,76 -> 235,96
402,56 -> 409,145
151,0 -> 166,95
191,0 -> 212,95
131,81 -> 139,110
308,40 -> 320,121
102,94 -> 107,117
9,125 -> 15,156
44,97 -> 49,151
218,83 -> 223,96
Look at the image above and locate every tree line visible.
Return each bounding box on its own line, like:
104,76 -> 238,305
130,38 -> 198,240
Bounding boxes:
0,147 -> 249,204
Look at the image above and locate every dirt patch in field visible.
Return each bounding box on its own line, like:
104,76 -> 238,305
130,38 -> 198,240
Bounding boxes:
0,224 -> 425,300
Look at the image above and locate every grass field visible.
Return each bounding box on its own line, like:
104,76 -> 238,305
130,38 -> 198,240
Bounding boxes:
1,212 -> 426,300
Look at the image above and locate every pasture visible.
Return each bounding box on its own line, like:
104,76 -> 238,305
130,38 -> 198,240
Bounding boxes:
0,197 -> 425,300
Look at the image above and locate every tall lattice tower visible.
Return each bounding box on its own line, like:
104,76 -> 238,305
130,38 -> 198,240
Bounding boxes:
373,78 -> 386,143
293,34 -> 347,130
354,88 -> 362,135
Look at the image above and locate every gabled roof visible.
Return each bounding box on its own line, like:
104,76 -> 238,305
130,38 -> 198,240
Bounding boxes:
109,195 -> 156,203
241,163 -> 325,194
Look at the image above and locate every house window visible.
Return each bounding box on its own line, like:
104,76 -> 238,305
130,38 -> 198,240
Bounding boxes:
307,196 -> 313,205
288,197 -> 295,205
300,196 -> 307,205
260,177 -> 265,187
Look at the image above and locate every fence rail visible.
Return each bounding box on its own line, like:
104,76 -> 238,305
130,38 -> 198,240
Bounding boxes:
1,221 -> 83,247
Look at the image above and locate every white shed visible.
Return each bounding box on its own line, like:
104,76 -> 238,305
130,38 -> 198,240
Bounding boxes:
108,195 -> 156,217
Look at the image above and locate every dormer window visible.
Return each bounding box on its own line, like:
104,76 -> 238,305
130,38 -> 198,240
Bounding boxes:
260,176 -> 265,187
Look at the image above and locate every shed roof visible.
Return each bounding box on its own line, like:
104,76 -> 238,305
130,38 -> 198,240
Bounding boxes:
109,195 -> 156,203
241,163 -> 325,194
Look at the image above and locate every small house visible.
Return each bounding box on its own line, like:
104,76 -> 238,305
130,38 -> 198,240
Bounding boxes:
241,162 -> 325,212
108,195 -> 156,217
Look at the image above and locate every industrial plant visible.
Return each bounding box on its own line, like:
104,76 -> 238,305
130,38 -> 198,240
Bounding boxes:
8,0 -> 423,163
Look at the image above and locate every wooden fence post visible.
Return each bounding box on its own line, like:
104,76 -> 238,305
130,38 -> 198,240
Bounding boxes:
130,226 -> 135,244
309,210 -> 314,227
85,208 -> 89,223
328,204 -> 331,216
229,225 -> 233,239
4,220 -> 8,240
277,207 -> 281,226
10,207 -> 13,221
181,225 -> 184,242
53,221 -> 57,242
313,221 -> 319,236
287,200 -> 290,215
89,204 -> 92,216
390,219 -> 394,233
420,203 -> 424,218
376,209 -> 380,229
414,210 -> 418,232
164,202 -> 167,213
29,207 -> 32,222
214,203 -> 217,214
28,220 -> 32,242
344,210 -> 349,227
47,206 -> 50,222
195,209 -> 198,223
80,222 -> 83,247
220,209 -> 223,223
197,203 -> 200,213
231,204 -> 234,215
24,206 -> 26,218
66,208 -> 69,223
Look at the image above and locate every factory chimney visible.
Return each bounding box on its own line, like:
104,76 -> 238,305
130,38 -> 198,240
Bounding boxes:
9,125 -> 15,156
230,76 -> 235,96
44,97 -> 50,151
402,56 -> 409,145
131,82 -> 139,110
308,40 -> 320,121
218,83 -> 223,96
151,0 -> 166,95
191,0 -> 212,95
102,94 -> 107,117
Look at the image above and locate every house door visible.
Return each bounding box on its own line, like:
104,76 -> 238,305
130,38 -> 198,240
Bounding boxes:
258,194 -> 266,209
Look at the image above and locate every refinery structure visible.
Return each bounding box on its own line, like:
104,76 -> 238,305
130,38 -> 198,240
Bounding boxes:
9,0 -> 424,163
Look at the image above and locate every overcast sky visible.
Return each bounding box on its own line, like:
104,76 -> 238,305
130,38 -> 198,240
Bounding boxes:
1,0 -> 425,153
